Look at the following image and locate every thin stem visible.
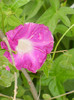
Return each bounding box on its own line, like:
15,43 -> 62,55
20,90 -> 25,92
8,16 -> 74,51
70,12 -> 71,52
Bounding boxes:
52,24 -> 74,60
13,72 -> 18,100
0,93 -> 23,100
0,93 -> 13,99
21,68 -> 40,100
0,30 -> 17,100
50,90 -> 74,100
50,50 -> 67,54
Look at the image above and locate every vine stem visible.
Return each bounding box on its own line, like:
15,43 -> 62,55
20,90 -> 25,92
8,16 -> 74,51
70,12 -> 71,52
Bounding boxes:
0,93 -> 23,100
52,24 -> 74,60
13,72 -> 18,100
0,93 -> 13,99
50,90 -> 74,100
51,50 -> 67,53
0,30 -> 17,100
21,68 -> 40,100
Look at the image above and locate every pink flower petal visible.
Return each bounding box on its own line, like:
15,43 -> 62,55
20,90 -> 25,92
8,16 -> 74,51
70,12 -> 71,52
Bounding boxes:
5,66 -> 10,71
1,42 -> 8,50
1,23 -> 54,73
4,51 -> 12,63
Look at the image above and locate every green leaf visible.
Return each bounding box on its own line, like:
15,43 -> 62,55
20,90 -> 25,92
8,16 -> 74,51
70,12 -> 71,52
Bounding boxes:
23,95 -> 33,100
37,8 -> 58,32
53,49 -> 74,82
0,49 -> 17,73
58,11 -> 71,27
48,77 -> 65,100
0,50 -> 9,67
17,86 -> 25,97
1,97 -> 11,100
49,0 -> 60,10
47,13 -> 58,33
71,15 -> 74,34
40,49 -> 74,99
40,75 -> 65,100
0,69 -> 14,87
21,72 -> 30,88
23,0 -> 43,20
15,8 -> 23,17
11,0 -> 30,10
64,79 -> 74,91
59,7 -> 74,15
37,8 -> 54,24
8,63 -> 18,73
2,0 -> 13,5
54,24 -> 73,37
40,75 -> 51,86
4,17 -> 8,27
41,55 -> 52,77
61,37 -> 70,49
37,4 -> 73,32
0,82 -> 14,96
42,94 -> 51,100
8,15 -> 22,26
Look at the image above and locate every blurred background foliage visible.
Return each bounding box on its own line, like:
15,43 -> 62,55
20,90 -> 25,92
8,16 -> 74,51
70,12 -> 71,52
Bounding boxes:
0,0 -> 74,100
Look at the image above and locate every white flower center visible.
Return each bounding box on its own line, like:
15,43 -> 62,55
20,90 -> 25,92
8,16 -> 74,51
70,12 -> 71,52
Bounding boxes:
16,39 -> 33,54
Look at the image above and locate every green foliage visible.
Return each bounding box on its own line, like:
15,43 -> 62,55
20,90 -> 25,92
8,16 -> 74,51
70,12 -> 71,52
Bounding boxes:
21,72 -> 30,88
11,0 -> 30,10
0,69 -> 14,87
0,49 -> 17,73
40,49 -> 74,100
40,55 -> 52,77
23,0 -> 43,20
37,0 -> 74,32
17,86 -> 25,97
54,24 -> 73,37
71,15 -> 74,34
8,15 -> 22,26
0,0 -> 74,100
42,94 -> 51,100
1,98 -> 11,100
49,0 -> 60,10
0,49 -> 18,87
23,95 -> 33,100
52,49 -> 74,81
64,79 -> 74,91
0,50 -> 8,67
37,7 -> 58,32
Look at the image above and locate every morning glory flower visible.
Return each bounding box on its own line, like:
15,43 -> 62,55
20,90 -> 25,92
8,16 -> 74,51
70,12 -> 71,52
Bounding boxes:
1,23 -> 54,73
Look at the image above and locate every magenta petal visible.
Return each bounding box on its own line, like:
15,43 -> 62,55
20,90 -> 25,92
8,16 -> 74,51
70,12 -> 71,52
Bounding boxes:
6,25 -> 24,40
28,24 -> 54,53
6,24 -> 32,41
4,51 -> 12,63
1,23 -> 54,73
13,48 -> 47,73
13,53 -> 24,70
29,24 -> 53,42
5,66 -> 10,71
13,53 -> 37,73
1,42 -> 8,50
27,49 -> 47,72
